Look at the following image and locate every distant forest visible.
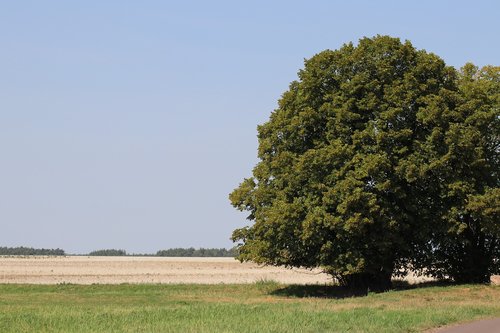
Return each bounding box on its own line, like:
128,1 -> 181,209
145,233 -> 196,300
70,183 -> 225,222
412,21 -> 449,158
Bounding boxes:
0,246 -> 237,257
88,249 -> 127,256
89,247 -> 238,257
156,247 -> 237,257
0,246 -> 65,256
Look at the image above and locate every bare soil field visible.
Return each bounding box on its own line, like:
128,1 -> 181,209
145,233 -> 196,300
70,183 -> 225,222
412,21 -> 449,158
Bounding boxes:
0,256 -> 333,284
0,256 -> 494,285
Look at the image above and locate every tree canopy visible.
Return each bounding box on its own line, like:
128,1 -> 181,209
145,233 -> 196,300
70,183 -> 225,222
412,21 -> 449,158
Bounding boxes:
410,63 -> 500,283
230,36 -> 499,291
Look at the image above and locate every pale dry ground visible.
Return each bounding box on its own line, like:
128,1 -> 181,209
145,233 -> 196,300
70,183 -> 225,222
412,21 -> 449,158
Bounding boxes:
0,256 -> 332,284
0,256 -> 495,285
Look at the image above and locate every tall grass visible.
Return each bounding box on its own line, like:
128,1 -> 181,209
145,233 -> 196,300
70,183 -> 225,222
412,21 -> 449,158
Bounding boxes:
0,283 -> 498,332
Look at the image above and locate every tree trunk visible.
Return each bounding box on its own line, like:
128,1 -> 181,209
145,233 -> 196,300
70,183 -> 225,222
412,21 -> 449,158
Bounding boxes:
452,222 -> 491,284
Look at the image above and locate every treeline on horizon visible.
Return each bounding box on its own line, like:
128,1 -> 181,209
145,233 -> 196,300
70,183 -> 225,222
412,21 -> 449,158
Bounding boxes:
0,246 -> 238,257
155,247 -> 237,257
90,247 -> 238,257
0,246 -> 65,256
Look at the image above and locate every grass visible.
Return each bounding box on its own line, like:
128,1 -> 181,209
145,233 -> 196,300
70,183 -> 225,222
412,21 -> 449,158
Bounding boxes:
0,282 -> 499,332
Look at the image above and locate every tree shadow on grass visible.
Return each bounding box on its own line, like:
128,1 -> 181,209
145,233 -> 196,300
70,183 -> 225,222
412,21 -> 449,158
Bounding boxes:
391,279 -> 455,290
270,280 -> 456,299
270,284 -> 369,299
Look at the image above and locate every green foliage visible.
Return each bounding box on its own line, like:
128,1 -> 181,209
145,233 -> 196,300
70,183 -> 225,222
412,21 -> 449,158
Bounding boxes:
230,35 -> 499,289
410,64 -> 500,283
156,247 -> 237,257
0,246 -> 65,256
88,249 -> 127,256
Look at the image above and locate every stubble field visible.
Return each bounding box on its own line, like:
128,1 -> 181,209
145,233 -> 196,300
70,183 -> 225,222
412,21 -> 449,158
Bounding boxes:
0,256 -> 333,284
0,256 -> 442,285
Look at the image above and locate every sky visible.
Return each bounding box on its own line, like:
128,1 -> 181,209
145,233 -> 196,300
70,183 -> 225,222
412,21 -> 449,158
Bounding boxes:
1,1 -> 499,254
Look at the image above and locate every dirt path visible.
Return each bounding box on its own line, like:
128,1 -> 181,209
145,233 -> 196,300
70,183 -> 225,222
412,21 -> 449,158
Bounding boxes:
433,318 -> 500,333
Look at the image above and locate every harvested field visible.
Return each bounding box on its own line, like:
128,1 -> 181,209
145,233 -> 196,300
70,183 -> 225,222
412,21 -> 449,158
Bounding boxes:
1,256 -> 494,285
0,256 -> 332,284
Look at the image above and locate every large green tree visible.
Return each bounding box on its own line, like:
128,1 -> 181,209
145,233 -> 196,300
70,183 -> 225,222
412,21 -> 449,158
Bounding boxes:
230,36 -> 499,291
410,64 -> 500,283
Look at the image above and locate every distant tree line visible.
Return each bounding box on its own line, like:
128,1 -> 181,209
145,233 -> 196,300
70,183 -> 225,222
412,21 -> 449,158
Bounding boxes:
0,246 -> 237,257
86,247 -> 238,257
156,247 -> 238,257
87,249 -> 127,256
0,246 -> 65,256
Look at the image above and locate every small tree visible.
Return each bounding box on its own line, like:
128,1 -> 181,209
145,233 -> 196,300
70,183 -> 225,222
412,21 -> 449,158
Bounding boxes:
230,36 -> 499,291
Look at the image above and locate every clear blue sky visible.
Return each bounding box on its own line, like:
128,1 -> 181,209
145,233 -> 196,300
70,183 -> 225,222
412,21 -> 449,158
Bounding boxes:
1,1 -> 498,254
